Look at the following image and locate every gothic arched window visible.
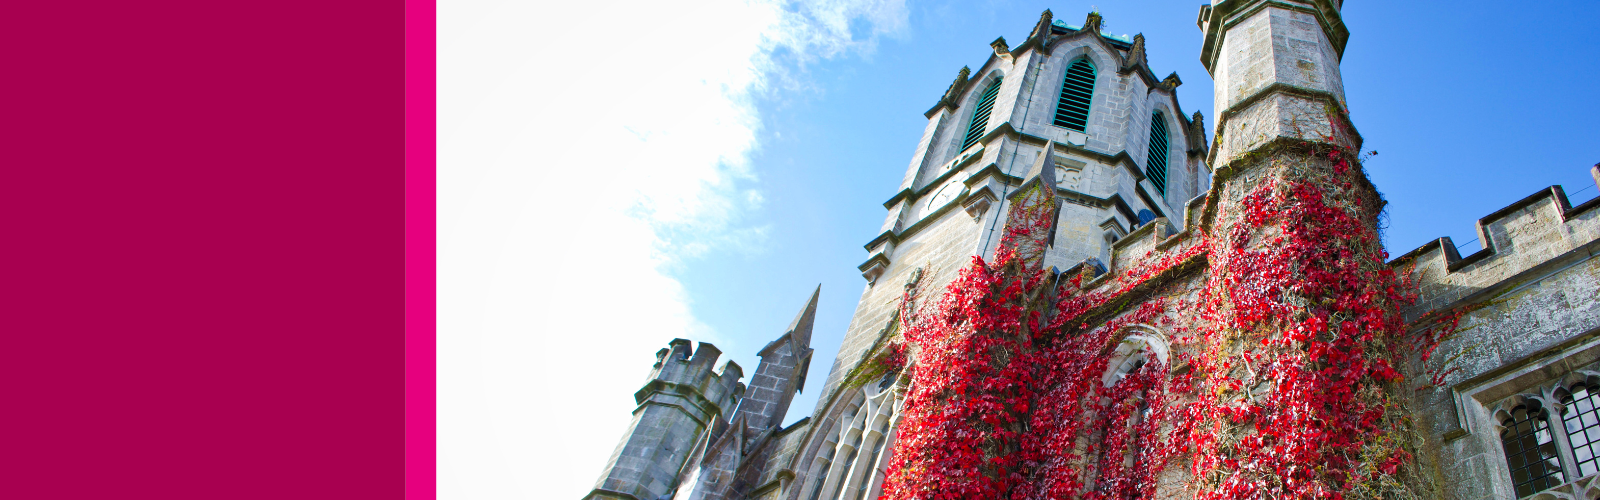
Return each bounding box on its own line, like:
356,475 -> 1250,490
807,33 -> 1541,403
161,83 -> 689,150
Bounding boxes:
796,377 -> 903,500
1053,58 -> 1096,132
1491,373 -> 1600,498
831,431 -> 864,500
1091,331 -> 1169,498
1500,399 -> 1565,496
961,76 -> 1002,152
1145,111 -> 1170,197
1562,381 -> 1600,477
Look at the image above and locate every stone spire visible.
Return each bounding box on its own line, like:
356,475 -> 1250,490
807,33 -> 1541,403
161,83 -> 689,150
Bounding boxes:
1121,33 -> 1148,72
1023,9 -> 1054,54
1187,111 -> 1208,155
1081,10 -> 1103,35
783,284 -> 820,351
739,286 -> 820,429
926,66 -> 972,118
1024,139 -> 1059,191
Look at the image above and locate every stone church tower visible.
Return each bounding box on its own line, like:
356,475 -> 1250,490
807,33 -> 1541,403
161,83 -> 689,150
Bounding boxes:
585,2 -> 1600,499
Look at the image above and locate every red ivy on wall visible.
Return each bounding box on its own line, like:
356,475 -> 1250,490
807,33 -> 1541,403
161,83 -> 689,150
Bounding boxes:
878,145 -> 1435,500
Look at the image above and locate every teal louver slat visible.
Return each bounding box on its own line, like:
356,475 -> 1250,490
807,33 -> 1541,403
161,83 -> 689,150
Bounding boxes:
1053,58 -> 1096,131
961,77 -> 1002,151
1146,112 -> 1170,197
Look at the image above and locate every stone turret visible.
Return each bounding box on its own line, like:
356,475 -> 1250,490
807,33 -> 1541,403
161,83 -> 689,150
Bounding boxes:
1199,0 -> 1355,167
584,340 -> 744,500
668,287 -> 821,500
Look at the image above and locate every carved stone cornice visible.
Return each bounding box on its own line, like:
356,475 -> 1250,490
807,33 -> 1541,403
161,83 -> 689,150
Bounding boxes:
923,66 -> 971,118
1118,33 -> 1147,74
990,36 -> 1012,62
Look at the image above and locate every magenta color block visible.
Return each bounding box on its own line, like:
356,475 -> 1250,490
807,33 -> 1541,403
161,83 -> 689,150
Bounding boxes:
0,1 -> 407,497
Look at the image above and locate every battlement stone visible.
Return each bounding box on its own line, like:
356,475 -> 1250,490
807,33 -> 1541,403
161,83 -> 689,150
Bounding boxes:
1073,193 -> 1209,293
636,340 -> 745,425
1390,166 -> 1600,322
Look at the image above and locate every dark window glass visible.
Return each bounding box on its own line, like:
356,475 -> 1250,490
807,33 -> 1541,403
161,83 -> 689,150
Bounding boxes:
1565,384 -> 1600,477
1502,403 -> 1565,496
804,459 -> 831,500
856,436 -> 886,497
832,432 -> 864,500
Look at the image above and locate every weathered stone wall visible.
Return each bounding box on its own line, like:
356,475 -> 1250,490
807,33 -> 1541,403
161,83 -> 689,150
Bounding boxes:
794,12 -> 1210,500
1011,41 -> 1123,152
738,418 -> 812,500
1393,169 -> 1600,499
586,340 -> 744,500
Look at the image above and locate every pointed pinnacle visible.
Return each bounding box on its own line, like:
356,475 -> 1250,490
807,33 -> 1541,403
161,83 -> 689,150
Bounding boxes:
1026,141 -> 1058,191
784,285 -> 821,348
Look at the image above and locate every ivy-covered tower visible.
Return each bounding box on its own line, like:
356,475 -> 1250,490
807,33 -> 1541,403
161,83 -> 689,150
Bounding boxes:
779,9 -> 1214,500
582,3 -> 1600,499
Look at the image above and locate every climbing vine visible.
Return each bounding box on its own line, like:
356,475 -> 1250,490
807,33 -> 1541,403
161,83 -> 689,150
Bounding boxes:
1177,145 -> 1425,500
877,141 -> 1443,499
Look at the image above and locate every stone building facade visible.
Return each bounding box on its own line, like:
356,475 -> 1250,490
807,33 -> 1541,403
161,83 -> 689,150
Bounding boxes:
584,2 -> 1600,499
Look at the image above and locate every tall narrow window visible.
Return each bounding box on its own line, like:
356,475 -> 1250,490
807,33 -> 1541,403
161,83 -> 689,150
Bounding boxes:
1145,112 -> 1170,197
1502,403 -> 1565,496
855,435 -> 886,498
961,77 -> 1002,152
1054,58 -> 1096,131
832,432 -> 864,500
804,452 -> 833,500
1563,383 -> 1600,476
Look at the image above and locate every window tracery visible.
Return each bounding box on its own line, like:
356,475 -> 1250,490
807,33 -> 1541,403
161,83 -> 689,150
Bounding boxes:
1501,397 -> 1565,496
1493,371 -> 1600,498
1086,328 -> 1170,497
1558,376 -> 1600,477
796,377 -> 905,500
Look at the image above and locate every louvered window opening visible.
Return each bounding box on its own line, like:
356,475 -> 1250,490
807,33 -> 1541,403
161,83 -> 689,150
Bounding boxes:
961,77 -> 1002,152
1145,112 -> 1170,197
1563,384 -> 1600,477
1053,59 -> 1096,132
1502,404 -> 1565,497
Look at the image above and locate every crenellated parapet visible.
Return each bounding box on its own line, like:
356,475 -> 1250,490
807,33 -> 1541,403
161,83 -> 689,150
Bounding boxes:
1073,192 -> 1211,297
1386,166 -> 1600,499
585,339 -> 745,500
1390,165 -> 1600,323
638,339 -> 745,426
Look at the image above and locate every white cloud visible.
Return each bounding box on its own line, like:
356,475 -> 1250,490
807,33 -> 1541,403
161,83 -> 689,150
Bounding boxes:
437,0 -> 906,498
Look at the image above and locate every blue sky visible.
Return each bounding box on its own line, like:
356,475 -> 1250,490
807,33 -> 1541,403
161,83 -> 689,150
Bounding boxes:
439,1 -> 1599,497
684,0 -> 1600,429
680,0 -> 1600,430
